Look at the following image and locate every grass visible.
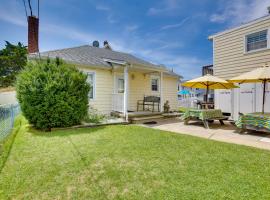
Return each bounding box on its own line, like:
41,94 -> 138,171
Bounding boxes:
0,115 -> 26,172
1,117 -> 270,199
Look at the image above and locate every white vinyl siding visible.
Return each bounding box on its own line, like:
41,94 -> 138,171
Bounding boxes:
246,30 -> 267,52
212,18 -> 270,80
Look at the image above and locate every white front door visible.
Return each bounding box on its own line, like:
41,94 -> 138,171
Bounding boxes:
112,74 -> 124,112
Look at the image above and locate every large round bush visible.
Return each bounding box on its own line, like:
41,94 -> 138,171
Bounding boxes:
16,61 -> 90,130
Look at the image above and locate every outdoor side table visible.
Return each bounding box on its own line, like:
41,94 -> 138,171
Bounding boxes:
181,109 -> 227,129
235,113 -> 270,133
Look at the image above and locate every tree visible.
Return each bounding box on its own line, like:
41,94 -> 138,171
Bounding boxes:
16,60 -> 90,130
0,41 -> 27,88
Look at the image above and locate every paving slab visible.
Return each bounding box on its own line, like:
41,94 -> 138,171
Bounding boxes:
140,118 -> 270,151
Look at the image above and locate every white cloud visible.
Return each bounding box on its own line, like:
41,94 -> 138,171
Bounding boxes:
210,0 -> 270,25
0,12 -> 26,27
125,25 -> 139,32
147,0 -> 181,16
95,3 -> 117,24
209,14 -> 226,23
0,0 -> 27,27
107,14 -> 117,24
161,17 -> 189,30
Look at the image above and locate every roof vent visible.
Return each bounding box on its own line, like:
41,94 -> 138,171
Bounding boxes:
93,40 -> 99,47
268,6 -> 270,14
104,40 -> 112,50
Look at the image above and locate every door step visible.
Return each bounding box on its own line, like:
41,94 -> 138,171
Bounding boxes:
130,115 -> 164,124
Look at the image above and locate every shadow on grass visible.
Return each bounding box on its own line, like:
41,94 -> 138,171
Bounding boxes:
29,125 -> 106,138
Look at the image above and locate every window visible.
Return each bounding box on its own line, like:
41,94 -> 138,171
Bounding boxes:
117,78 -> 124,93
246,30 -> 268,52
86,72 -> 95,99
151,77 -> 159,92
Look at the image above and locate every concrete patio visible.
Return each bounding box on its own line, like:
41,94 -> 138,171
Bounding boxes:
141,118 -> 270,151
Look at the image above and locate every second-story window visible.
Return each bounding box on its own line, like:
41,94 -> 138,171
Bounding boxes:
246,30 -> 267,52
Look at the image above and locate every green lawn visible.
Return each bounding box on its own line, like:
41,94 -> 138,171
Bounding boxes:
1,117 -> 270,199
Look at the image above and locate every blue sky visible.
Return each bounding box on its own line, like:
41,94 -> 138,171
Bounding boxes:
0,0 -> 269,79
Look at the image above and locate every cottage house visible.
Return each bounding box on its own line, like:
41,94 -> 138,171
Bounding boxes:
209,9 -> 270,120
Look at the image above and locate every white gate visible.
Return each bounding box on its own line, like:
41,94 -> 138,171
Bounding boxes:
178,97 -> 197,108
239,83 -> 255,114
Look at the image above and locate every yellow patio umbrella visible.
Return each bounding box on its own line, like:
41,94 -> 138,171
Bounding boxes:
182,74 -> 237,102
229,64 -> 270,113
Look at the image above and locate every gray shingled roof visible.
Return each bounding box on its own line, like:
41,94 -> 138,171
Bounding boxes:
29,45 -> 165,70
29,45 -> 182,78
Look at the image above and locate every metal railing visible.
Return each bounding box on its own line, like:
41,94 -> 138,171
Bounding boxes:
0,103 -> 20,141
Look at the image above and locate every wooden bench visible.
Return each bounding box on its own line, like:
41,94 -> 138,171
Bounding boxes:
137,96 -> 160,112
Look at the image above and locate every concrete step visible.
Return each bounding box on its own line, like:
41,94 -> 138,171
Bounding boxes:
130,115 -> 164,124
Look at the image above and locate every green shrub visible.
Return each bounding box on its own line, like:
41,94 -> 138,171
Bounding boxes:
16,61 -> 90,130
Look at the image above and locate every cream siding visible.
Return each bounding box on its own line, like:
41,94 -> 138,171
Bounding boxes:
162,76 -> 178,111
79,67 -> 178,114
212,18 -> 270,79
128,72 -> 150,111
79,67 -> 114,114
128,72 -> 178,111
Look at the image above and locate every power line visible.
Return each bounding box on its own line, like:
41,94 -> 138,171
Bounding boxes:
38,0 -> 40,18
28,0 -> 33,16
22,0 -> 28,21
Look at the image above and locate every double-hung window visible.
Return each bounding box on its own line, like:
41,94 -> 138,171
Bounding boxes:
86,72 -> 95,99
246,30 -> 268,52
151,76 -> 159,92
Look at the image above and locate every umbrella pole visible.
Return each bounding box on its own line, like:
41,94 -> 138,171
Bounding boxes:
205,85 -> 209,103
262,79 -> 266,113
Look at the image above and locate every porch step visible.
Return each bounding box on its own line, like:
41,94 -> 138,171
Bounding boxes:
130,115 -> 164,124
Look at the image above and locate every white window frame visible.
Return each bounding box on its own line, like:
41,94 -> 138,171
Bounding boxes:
244,29 -> 269,53
86,72 -> 96,100
114,74 -> 125,94
117,77 -> 125,93
150,75 -> 160,92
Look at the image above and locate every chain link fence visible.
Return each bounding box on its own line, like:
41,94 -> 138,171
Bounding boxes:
0,103 -> 20,141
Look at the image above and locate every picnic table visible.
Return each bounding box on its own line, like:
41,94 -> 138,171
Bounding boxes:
235,112 -> 270,133
181,109 -> 227,129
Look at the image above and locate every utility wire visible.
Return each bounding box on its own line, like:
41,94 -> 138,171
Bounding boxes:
38,0 -> 40,18
22,0 -> 28,21
28,0 -> 33,16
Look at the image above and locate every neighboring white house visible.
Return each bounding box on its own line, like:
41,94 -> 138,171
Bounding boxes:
29,44 -> 181,119
209,12 -> 270,120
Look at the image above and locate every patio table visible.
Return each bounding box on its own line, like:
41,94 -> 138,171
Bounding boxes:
181,109 -> 227,129
235,112 -> 270,133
